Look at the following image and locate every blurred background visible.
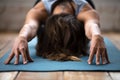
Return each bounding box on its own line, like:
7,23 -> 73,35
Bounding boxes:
0,0 -> 120,32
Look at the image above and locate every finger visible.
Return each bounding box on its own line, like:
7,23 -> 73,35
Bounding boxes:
104,49 -> 110,64
14,50 -> 19,65
26,48 -> 33,62
101,49 -> 107,64
4,51 -> 15,64
102,49 -> 110,64
88,47 -> 96,64
96,48 -> 100,65
19,48 -> 27,64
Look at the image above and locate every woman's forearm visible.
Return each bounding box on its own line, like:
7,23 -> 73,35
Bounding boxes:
19,20 -> 39,41
18,1 -> 48,42
85,20 -> 101,39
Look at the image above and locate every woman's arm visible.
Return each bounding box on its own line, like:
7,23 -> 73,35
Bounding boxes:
5,1 -> 48,65
77,4 -> 100,39
19,1 -> 48,41
77,4 -> 110,65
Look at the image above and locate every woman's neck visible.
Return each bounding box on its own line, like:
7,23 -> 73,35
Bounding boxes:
52,1 -> 75,15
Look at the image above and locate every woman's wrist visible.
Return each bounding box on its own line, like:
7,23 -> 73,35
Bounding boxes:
18,35 -> 27,41
92,34 -> 104,42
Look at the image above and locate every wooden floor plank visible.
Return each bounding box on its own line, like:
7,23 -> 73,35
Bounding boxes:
0,32 -> 18,57
64,72 -> 112,80
16,72 -> 63,80
0,72 -> 18,80
109,72 -> 120,80
0,39 -> 9,51
0,40 -> 13,58
103,32 -> 120,49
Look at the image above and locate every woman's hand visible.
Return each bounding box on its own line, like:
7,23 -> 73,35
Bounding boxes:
88,35 -> 110,65
4,36 -> 33,65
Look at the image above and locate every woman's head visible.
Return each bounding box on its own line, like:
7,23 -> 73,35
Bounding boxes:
36,13 -> 89,60
44,13 -> 85,49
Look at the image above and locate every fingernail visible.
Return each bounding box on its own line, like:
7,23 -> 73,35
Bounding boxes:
23,61 -> 28,64
103,62 -> 106,64
103,61 -> 107,64
14,63 -> 18,65
96,61 -> 100,64
14,62 -> 18,65
4,62 -> 8,65
96,62 -> 100,65
88,61 -> 91,64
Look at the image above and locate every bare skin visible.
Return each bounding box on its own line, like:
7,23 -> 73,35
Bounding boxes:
4,1 -> 110,65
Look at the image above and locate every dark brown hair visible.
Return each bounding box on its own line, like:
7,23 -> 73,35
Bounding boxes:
36,13 -> 89,61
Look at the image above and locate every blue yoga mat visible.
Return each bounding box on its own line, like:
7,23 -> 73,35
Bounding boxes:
0,37 -> 120,72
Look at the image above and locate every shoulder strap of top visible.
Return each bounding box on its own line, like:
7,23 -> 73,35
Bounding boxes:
73,0 -> 87,15
42,0 -> 57,15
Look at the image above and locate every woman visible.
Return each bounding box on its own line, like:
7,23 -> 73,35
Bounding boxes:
5,0 -> 110,65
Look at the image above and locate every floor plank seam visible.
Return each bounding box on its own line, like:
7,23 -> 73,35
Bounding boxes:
62,71 -> 65,80
108,72 -> 114,80
13,71 -> 19,80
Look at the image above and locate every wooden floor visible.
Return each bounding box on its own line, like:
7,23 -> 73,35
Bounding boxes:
0,32 -> 120,80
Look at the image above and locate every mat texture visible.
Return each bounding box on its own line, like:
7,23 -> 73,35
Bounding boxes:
0,37 -> 120,72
